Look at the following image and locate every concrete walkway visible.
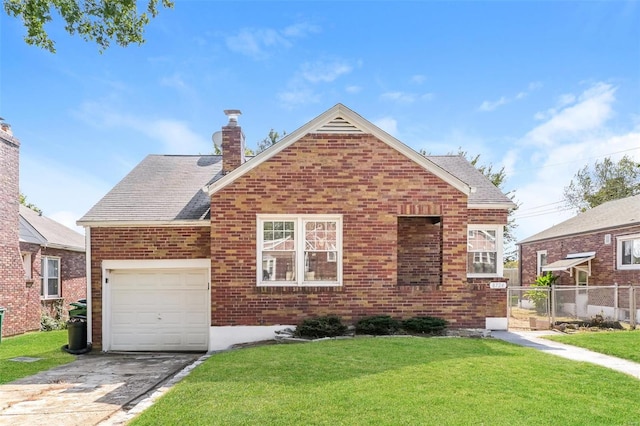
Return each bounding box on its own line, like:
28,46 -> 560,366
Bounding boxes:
492,330 -> 640,380
0,352 -> 201,426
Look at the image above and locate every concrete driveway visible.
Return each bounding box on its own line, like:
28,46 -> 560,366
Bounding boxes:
0,352 -> 202,426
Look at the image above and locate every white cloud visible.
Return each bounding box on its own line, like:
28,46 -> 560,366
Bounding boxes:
373,116 -> 398,136
345,85 -> 362,94
411,74 -> 426,84
507,81 -> 638,242
300,60 -> 353,83
478,81 -> 542,112
479,96 -> 508,112
524,82 -> 616,146
225,22 -> 320,60
278,58 -> 355,108
73,101 -> 210,154
380,91 -> 434,104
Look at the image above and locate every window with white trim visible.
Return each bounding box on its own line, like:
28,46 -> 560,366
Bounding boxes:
536,250 -> 547,277
618,233 -> 640,270
41,256 -> 60,299
467,225 -> 503,277
258,215 -> 342,286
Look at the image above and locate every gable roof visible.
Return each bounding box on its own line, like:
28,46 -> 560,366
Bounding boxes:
206,104 -> 474,197
78,105 -> 515,226
78,155 -> 222,226
20,205 -> 85,252
518,194 -> 640,245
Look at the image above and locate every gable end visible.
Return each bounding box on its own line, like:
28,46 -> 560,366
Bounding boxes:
313,116 -> 364,134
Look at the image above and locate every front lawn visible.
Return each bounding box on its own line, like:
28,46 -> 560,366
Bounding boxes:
0,330 -> 75,384
130,337 -> 640,425
544,329 -> 640,363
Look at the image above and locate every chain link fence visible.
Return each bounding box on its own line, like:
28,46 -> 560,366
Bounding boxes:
507,285 -> 638,330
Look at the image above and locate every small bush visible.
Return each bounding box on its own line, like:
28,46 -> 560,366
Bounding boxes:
295,315 -> 347,339
402,316 -> 448,335
355,315 -> 400,335
41,312 -> 66,331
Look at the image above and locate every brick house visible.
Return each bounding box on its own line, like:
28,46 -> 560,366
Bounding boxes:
19,205 -> 86,323
79,104 -> 515,352
0,124 -> 86,338
518,194 -> 640,287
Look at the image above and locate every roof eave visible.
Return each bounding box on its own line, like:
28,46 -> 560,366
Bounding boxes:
77,219 -> 211,228
208,104 -> 472,197
468,202 -> 517,210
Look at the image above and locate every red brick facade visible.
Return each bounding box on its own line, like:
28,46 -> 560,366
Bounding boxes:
0,132 -> 30,337
89,226 -> 211,349
210,133 -> 508,328
19,242 -> 87,326
520,225 -> 640,287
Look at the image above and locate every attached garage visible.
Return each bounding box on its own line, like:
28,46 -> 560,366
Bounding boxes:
102,260 -> 210,352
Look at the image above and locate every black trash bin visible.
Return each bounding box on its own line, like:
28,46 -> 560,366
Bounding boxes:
67,318 -> 87,351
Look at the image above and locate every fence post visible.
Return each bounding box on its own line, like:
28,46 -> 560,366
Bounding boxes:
631,287 -> 637,330
550,285 -> 555,327
614,283 -> 618,321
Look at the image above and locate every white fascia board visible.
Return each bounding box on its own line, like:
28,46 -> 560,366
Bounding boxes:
208,103 -> 471,197
468,202 -> 518,210
103,258 -> 210,270
44,243 -> 85,252
77,220 -> 210,227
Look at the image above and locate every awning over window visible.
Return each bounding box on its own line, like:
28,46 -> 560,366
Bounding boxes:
541,252 -> 595,274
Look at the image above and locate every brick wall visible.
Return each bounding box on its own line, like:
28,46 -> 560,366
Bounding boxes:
210,133 -> 508,328
89,226 -> 210,349
520,224 -> 640,286
0,133 -> 31,337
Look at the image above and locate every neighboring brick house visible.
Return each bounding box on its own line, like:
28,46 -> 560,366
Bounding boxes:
19,205 -> 86,323
0,123 -> 86,338
79,104 -> 515,352
518,194 -> 640,287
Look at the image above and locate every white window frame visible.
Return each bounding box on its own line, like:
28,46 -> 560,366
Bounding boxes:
257,215 -> 342,287
536,250 -> 547,277
617,233 -> 640,270
467,224 -> 504,278
41,256 -> 61,299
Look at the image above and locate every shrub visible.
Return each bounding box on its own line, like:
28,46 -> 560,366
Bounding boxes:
295,315 -> 347,339
41,312 -> 66,331
402,316 -> 448,335
355,315 -> 400,335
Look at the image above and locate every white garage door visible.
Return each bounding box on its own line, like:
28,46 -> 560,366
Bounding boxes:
109,268 -> 209,351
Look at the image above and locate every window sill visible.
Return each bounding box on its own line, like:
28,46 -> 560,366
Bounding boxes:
258,282 -> 342,288
617,265 -> 640,271
41,297 -> 63,301
467,274 -> 500,279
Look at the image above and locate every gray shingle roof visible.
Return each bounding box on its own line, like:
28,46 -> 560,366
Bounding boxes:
20,205 -> 85,251
79,152 -> 512,225
78,155 -> 222,223
518,194 -> 640,244
427,155 -> 514,206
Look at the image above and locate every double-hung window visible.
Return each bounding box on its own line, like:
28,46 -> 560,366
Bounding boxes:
536,250 -> 547,277
41,256 -> 60,299
618,233 -> 640,270
467,225 -> 503,277
258,215 -> 342,286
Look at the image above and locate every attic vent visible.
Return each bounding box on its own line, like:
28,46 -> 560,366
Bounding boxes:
314,116 -> 364,134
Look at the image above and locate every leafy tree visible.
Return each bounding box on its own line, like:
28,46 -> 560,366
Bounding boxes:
256,129 -> 286,153
19,193 -> 42,214
563,155 -> 640,213
3,0 -> 174,53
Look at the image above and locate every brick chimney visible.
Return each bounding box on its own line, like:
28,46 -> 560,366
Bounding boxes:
0,122 -> 31,337
221,109 -> 245,174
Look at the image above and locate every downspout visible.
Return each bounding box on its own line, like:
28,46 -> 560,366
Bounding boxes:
84,227 -> 92,344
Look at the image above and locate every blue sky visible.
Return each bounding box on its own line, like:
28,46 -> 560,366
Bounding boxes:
1,1 -> 639,246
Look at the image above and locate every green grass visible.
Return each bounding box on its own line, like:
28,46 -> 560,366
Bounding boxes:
0,330 -> 75,384
544,329 -> 640,363
130,337 -> 640,425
